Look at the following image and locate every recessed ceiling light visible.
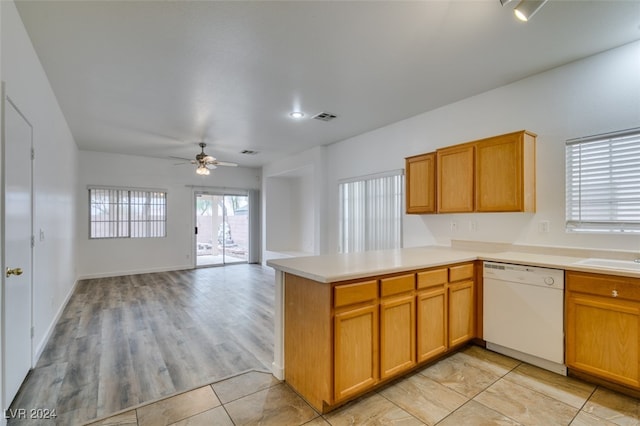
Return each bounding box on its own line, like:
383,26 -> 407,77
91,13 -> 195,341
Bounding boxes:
289,111 -> 305,119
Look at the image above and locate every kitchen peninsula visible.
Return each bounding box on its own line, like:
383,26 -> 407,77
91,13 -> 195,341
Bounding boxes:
267,244 -> 640,413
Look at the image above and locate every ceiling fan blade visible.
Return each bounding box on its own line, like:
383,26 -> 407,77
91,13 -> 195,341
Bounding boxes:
169,155 -> 193,162
214,161 -> 238,167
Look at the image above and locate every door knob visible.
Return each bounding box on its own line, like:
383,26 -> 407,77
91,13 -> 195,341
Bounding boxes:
6,267 -> 23,277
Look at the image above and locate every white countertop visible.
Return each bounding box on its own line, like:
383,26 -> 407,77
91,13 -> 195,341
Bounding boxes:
266,246 -> 640,283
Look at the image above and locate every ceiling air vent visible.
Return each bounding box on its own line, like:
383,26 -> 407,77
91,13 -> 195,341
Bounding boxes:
312,112 -> 338,122
240,150 -> 259,155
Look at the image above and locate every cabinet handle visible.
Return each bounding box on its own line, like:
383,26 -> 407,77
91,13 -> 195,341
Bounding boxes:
612,290 -> 619,298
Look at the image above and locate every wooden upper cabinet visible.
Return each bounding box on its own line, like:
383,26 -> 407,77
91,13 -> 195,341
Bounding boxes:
405,153 -> 436,214
475,130 -> 536,212
437,144 -> 475,213
409,130 -> 536,215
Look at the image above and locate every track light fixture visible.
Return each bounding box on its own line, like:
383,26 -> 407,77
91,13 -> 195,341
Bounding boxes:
513,0 -> 548,22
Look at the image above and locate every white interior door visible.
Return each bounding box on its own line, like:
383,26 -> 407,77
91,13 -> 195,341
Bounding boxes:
3,95 -> 33,409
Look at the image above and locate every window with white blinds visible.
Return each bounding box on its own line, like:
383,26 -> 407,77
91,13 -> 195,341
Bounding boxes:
565,128 -> 640,233
339,170 -> 404,253
89,187 -> 167,238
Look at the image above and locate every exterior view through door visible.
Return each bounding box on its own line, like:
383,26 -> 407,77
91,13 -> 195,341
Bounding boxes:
195,193 -> 249,266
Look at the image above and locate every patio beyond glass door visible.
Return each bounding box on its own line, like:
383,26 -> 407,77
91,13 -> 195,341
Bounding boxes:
195,193 -> 249,266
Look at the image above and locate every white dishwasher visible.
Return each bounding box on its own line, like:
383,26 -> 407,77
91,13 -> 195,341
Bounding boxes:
483,261 -> 566,375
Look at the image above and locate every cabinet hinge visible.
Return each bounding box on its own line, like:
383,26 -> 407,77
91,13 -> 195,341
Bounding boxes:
31,327 -> 34,338
31,235 -> 35,248
31,148 -> 35,160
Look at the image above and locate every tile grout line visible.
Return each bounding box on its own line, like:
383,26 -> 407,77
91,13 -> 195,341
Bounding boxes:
568,384 -> 602,425
85,368 -> 271,425
431,357 -> 524,425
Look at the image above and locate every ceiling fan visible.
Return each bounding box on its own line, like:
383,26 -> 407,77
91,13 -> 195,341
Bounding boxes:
172,142 -> 238,175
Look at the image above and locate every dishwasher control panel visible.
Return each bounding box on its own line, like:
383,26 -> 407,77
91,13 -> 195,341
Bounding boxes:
483,261 -> 564,290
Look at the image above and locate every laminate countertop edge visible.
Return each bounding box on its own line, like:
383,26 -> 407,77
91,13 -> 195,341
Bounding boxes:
266,246 -> 640,283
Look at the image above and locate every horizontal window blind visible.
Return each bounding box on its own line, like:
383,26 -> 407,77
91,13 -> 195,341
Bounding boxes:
339,170 -> 403,253
90,188 -> 167,238
565,128 -> 640,233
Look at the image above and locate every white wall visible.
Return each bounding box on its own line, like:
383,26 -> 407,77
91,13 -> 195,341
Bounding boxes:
265,41 -> 640,255
265,176 -> 295,252
76,151 -> 261,278
264,170 -> 315,255
262,146 -> 328,260
297,172 -> 315,254
1,0 -> 78,370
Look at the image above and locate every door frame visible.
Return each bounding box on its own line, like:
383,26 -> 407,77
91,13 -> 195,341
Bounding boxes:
1,86 -> 35,410
192,189 -> 250,268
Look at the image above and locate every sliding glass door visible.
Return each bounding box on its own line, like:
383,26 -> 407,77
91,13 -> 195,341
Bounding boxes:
195,193 -> 249,266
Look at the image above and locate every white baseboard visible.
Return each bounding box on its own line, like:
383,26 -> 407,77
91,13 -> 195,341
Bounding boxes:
33,278 -> 80,365
271,361 -> 284,381
76,264 -> 193,280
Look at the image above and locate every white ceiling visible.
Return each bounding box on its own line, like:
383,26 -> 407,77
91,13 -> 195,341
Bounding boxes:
15,0 -> 640,167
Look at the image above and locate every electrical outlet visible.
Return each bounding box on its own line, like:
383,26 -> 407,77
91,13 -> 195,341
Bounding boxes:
468,220 -> 477,232
538,220 -> 550,233
450,221 -> 458,232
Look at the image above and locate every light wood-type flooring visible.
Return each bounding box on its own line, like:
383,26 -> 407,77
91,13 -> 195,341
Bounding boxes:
7,264 -> 274,426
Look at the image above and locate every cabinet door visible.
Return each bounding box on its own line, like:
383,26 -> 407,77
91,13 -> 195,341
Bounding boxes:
476,133 -> 522,212
566,293 -> 640,388
406,153 -> 436,214
380,294 -> 416,379
476,131 -> 535,212
417,285 -> 447,362
334,304 -> 379,401
448,280 -> 475,347
437,144 -> 474,213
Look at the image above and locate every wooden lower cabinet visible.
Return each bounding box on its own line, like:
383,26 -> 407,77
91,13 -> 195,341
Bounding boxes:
380,294 -> 416,379
415,263 -> 475,364
448,279 -> 475,347
284,262 -> 475,413
416,268 -> 448,362
566,271 -> 640,389
334,304 -> 379,400
416,285 -> 447,362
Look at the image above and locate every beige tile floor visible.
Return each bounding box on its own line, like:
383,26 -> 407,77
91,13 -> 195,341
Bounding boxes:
88,346 -> 640,426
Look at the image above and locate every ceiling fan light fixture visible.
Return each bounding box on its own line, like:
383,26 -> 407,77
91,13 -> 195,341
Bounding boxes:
196,165 -> 210,176
514,0 -> 548,22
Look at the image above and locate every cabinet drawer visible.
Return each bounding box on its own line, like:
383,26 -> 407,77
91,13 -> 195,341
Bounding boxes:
335,281 -> 378,308
567,271 -> 640,302
417,268 -> 448,289
380,274 -> 415,297
449,264 -> 474,282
